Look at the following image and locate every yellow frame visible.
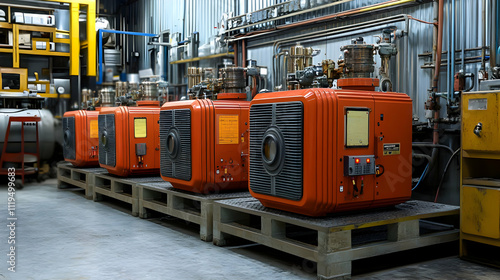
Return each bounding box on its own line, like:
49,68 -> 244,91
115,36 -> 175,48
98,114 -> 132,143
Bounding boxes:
43,0 -> 96,77
0,67 -> 28,91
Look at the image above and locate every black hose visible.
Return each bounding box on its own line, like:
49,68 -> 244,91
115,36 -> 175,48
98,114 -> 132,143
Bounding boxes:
412,153 -> 433,164
434,148 -> 461,203
412,142 -> 454,155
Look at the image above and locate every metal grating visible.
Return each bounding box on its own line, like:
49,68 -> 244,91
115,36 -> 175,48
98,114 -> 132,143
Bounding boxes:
249,102 -> 303,200
62,116 -> 76,160
98,114 -> 116,167
160,109 -> 192,181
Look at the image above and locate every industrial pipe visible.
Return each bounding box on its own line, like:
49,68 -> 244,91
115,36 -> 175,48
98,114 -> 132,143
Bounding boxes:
242,39 -> 247,68
448,0 -> 455,106
461,0 -> 465,71
491,0 -> 497,69
432,0 -> 444,145
247,15 -> 409,48
234,42 -> 238,67
481,0 -> 486,71
228,0 -> 414,38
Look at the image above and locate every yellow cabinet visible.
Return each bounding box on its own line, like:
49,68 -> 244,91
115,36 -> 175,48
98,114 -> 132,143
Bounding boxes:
461,90 -> 500,264
462,186 -> 500,239
462,91 -> 500,158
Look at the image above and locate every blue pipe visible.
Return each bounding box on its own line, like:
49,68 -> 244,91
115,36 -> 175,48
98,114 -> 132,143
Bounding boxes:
97,29 -> 157,85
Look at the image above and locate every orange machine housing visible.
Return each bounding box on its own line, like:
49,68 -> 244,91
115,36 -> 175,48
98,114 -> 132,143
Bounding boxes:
249,88 -> 412,216
98,101 -> 160,176
62,109 -> 100,167
160,93 -> 249,194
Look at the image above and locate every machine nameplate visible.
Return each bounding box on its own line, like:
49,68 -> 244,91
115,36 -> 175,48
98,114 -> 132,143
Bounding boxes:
383,143 -> 400,155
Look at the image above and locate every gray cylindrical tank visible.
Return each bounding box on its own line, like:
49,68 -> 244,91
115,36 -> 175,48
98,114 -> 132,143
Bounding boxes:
0,108 -> 56,161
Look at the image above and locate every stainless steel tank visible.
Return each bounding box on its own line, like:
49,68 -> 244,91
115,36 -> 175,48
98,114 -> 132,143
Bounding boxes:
220,66 -> 246,93
340,37 -> 376,78
139,81 -> 159,101
187,67 -> 203,89
99,87 -> 116,107
115,81 -> 129,97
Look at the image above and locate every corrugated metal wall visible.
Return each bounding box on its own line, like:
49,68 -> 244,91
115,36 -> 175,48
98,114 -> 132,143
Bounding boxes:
118,0 -> 490,122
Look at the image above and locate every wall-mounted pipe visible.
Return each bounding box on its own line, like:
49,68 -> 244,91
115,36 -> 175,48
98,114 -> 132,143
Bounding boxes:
242,39 -> 247,68
448,0 -> 456,105
249,15 -> 409,49
432,0 -> 444,145
491,0 -> 497,68
225,0 -> 356,34
481,0 -> 486,71
461,0 -> 465,71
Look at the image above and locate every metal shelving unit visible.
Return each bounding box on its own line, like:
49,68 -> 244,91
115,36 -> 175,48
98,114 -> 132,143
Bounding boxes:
0,0 -> 96,106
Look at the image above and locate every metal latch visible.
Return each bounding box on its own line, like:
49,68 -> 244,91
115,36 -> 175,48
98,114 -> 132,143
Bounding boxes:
473,122 -> 482,137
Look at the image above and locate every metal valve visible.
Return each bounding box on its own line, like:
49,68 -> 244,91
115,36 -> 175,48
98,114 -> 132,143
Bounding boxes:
473,122 -> 482,136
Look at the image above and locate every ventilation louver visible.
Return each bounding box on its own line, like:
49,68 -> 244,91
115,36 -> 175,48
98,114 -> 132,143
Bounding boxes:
160,109 -> 192,181
249,102 -> 303,200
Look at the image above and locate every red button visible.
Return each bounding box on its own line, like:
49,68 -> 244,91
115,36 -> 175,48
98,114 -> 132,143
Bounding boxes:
355,158 -> 360,164
366,158 -> 371,163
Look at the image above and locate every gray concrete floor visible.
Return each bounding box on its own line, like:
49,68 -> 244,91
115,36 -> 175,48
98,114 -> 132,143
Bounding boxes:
0,179 -> 499,280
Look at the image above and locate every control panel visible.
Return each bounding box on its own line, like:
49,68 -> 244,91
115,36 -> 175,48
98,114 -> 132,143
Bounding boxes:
343,155 -> 376,176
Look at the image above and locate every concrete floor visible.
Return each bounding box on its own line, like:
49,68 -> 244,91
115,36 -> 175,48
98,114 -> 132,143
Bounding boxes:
1,179 -> 499,280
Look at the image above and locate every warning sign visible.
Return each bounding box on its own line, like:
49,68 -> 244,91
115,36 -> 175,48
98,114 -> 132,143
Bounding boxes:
218,115 -> 239,144
89,120 -> 98,138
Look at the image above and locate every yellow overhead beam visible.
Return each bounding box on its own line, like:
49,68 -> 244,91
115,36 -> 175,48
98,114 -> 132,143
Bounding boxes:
42,0 -> 95,4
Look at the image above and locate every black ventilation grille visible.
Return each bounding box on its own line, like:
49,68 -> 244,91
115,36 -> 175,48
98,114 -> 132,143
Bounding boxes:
249,102 -> 303,201
160,109 -> 191,181
62,116 -> 76,160
98,114 -> 116,167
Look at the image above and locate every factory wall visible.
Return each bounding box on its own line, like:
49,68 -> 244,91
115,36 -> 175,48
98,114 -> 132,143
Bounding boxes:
122,0 -> 490,124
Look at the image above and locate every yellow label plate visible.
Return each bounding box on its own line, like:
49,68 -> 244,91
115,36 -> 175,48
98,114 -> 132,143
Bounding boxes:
89,120 -> 98,138
218,115 -> 239,144
134,118 -> 147,138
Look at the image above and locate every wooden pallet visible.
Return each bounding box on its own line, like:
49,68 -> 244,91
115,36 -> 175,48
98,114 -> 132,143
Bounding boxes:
213,198 -> 460,280
138,181 -> 251,242
57,162 -> 107,199
93,173 -> 164,217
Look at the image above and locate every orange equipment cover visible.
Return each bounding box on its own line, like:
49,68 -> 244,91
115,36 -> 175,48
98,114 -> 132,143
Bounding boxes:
159,98 -> 250,194
98,103 -> 160,176
62,110 -> 100,167
248,88 -> 412,216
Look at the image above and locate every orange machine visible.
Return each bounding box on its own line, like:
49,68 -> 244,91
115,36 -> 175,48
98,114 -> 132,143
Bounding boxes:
62,109 -> 100,167
249,88 -> 412,216
160,93 -> 249,193
98,101 -> 160,176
